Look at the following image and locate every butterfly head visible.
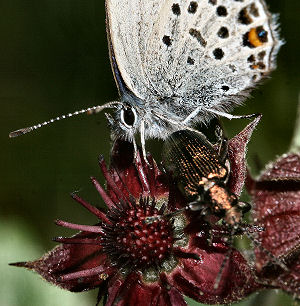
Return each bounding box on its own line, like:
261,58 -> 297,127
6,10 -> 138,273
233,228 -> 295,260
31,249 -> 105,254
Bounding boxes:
107,102 -> 141,143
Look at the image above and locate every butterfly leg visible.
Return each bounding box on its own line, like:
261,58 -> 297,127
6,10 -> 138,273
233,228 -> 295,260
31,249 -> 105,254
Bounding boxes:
139,119 -> 149,165
182,107 -> 259,125
208,109 -> 260,120
214,124 -> 228,161
154,112 -> 208,139
182,107 -> 202,124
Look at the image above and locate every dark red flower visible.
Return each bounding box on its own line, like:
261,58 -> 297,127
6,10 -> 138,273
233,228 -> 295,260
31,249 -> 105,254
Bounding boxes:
247,153 -> 300,298
10,119 -> 265,305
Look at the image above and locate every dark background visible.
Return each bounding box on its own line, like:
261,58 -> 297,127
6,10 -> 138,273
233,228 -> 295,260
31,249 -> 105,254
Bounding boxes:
1,1 -> 299,305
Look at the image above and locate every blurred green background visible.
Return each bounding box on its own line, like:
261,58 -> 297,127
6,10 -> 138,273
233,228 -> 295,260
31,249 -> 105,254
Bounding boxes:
0,0 -> 299,305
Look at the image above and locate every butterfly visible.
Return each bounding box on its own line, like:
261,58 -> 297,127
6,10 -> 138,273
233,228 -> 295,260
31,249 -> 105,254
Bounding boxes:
10,0 -> 282,158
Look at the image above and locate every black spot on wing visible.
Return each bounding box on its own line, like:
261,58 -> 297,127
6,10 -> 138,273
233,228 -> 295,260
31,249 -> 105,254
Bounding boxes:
257,62 -> 266,69
187,56 -> 195,65
221,85 -> 229,91
250,3 -> 259,17
162,35 -> 172,46
256,26 -> 268,43
258,51 -> 266,60
213,48 -> 224,60
172,3 -> 181,16
247,55 -> 255,62
217,27 -> 229,38
238,8 -> 253,24
188,2 -> 198,14
189,28 -> 207,47
216,6 -> 228,17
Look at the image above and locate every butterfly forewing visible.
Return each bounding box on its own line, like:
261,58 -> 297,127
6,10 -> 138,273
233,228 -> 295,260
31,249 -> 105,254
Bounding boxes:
106,0 -> 163,100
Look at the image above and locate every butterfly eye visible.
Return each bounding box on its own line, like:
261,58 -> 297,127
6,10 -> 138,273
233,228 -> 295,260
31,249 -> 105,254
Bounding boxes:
120,106 -> 137,128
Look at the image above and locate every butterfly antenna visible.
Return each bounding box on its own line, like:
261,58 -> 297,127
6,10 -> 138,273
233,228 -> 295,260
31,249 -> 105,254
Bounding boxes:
9,101 -> 123,138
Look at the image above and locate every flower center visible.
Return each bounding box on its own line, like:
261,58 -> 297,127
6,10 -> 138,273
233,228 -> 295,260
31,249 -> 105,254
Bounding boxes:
103,200 -> 174,270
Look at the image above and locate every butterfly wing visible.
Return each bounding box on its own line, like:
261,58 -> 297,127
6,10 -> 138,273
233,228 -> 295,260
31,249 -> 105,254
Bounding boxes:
106,0 -> 166,100
144,0 -> 282,110
106,0 -> 282,118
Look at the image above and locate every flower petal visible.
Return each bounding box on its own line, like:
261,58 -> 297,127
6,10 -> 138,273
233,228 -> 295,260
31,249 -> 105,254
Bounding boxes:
272,258 -> 300,298
249,153 -> 300,298
166,235 -> 262,304
228,114 -> 262,196
259,153 -> 300,181
252,186 -> 300,263
11,231 -> 113,292
108,139 -> 168,201
106,272 -> 186,306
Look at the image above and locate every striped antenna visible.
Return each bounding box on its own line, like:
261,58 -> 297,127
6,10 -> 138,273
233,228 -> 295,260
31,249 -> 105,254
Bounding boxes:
9,101 -> 122,138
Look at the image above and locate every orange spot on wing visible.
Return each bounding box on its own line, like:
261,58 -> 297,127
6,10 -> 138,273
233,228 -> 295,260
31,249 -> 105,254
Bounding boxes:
248,28 -> 263,47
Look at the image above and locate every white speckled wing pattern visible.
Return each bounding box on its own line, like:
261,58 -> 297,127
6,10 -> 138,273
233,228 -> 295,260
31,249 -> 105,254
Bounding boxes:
106,0 -> 164,100
106,0 -> 282,140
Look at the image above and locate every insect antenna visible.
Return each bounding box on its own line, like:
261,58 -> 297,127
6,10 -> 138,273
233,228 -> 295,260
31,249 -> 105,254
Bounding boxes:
213,226 -> 235,290
244,230 -> 289,272
214,221 -> 290,290
144,201 -> 206,224
9,101 -> 123,138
